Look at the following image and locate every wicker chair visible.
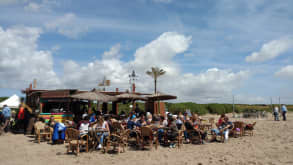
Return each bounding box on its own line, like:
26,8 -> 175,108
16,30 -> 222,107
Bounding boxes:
232,121 -> 245,137
140,126 -> 158,150
65,128 -> 89,156
165,128 -> 183,149
244,122 -> 256,136
186,129 -> 202,144
34,122 -> 51,144
105,122 -> 128,154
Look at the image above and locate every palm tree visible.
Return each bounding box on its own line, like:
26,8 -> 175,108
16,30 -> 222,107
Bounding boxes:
146,67 -> 166,93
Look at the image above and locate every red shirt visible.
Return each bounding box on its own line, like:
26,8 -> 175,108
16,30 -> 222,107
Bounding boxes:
18,107 -> 25,120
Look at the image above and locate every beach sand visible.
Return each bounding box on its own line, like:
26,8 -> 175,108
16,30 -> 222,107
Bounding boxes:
0,113 -> 293,165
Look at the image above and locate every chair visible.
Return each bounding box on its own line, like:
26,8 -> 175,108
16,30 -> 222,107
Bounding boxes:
140,126 -> 158,150
65,128 -> 89,156
165,128 -> 183,149
105,122 -> 128,154
125,129 -> 141,148
186,129 -> 202,144
232,121 -> 245,137
34,122 -> 51,144
244,122 -> 256,136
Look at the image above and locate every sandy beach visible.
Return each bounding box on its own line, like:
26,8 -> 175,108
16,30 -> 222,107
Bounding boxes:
0,113 -> 292,165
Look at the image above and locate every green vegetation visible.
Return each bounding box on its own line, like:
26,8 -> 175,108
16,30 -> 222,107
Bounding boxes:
165,102 -> 235,115
117,102 -> 293,115
0,97 -> 8,102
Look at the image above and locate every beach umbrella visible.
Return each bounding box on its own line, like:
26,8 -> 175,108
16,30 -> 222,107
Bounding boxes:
146,92 -> 177,101
146,92 -> 177,115
70,91 -> 117,102
116,93 -> 147,101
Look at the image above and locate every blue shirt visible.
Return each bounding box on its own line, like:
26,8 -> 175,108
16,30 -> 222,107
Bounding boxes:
2,106 -> 11,118
281,105 -> 287,112
127,120 -> 141,130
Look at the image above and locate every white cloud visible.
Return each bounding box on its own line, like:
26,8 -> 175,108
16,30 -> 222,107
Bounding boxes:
132,32 -> 191,75
102,44 -> 122,59
24,2 -> 41,12
275,65 -> 293,78
59,32 -> 249,103
0,29 -> 250,103
0,26 -> 61,89
246,38 -> 293,62
0,0 -> 26,5
159,68 -> 250,103
24,0 -> 59,12
45,13 -> 88,38
152,0 -> 172,3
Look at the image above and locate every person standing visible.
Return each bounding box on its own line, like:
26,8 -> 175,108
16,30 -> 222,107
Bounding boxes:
2,105 -> 11,132
273,106 -> 279,121
281,105 -> 287,121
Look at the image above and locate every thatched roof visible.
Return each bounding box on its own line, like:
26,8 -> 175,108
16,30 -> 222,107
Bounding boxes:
116,93 -> 147,101
70,91 -> 118,102
146,92 -> 177,101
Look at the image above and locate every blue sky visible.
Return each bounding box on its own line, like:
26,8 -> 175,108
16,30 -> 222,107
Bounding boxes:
0,0 -> 293,104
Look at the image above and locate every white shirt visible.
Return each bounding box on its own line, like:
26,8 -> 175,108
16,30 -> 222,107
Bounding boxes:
96,121 -> 107,130
162,120 -> 168,127
274,107 -> 279,113
79,122 -> 89,135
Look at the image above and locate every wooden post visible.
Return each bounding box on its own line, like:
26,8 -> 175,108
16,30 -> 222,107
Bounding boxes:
88,101 -> 92,114
115,88 -> 119,115
102,103 -> 108,114
112,102 -> 118,115
39,103 -> 43,113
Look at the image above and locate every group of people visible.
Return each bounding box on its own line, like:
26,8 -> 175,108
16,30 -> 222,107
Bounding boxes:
119,111 -> 234,147
1,102 -> 239,149
273,104 -> 287,121
2,102 -> 271,152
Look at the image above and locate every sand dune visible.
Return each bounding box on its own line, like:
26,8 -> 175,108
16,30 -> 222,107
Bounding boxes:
0,113 -> 292,165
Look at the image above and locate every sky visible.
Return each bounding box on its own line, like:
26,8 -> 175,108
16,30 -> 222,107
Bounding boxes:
0,0 -> 293,104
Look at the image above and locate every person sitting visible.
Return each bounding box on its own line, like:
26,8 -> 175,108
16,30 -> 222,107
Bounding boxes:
192,114 -> 200,129
155,116 -> 168,143
183,117 -> 193,143
48,116 -> 56,128
167,114 -> 179,148
127,115 -> 141,130
216,114 -> 226,127
211,117 -> 233,142
160,115 -> 168,127
176,115 -> 183,130
94,116 -> 110,149
77,115 -> 90,136
146,112 -> 152,124
52,121 -> 66,144
137,114 -> 147,126
191,115 -> 207,144
127,114 -> 141,138
89,113 -> 96,123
